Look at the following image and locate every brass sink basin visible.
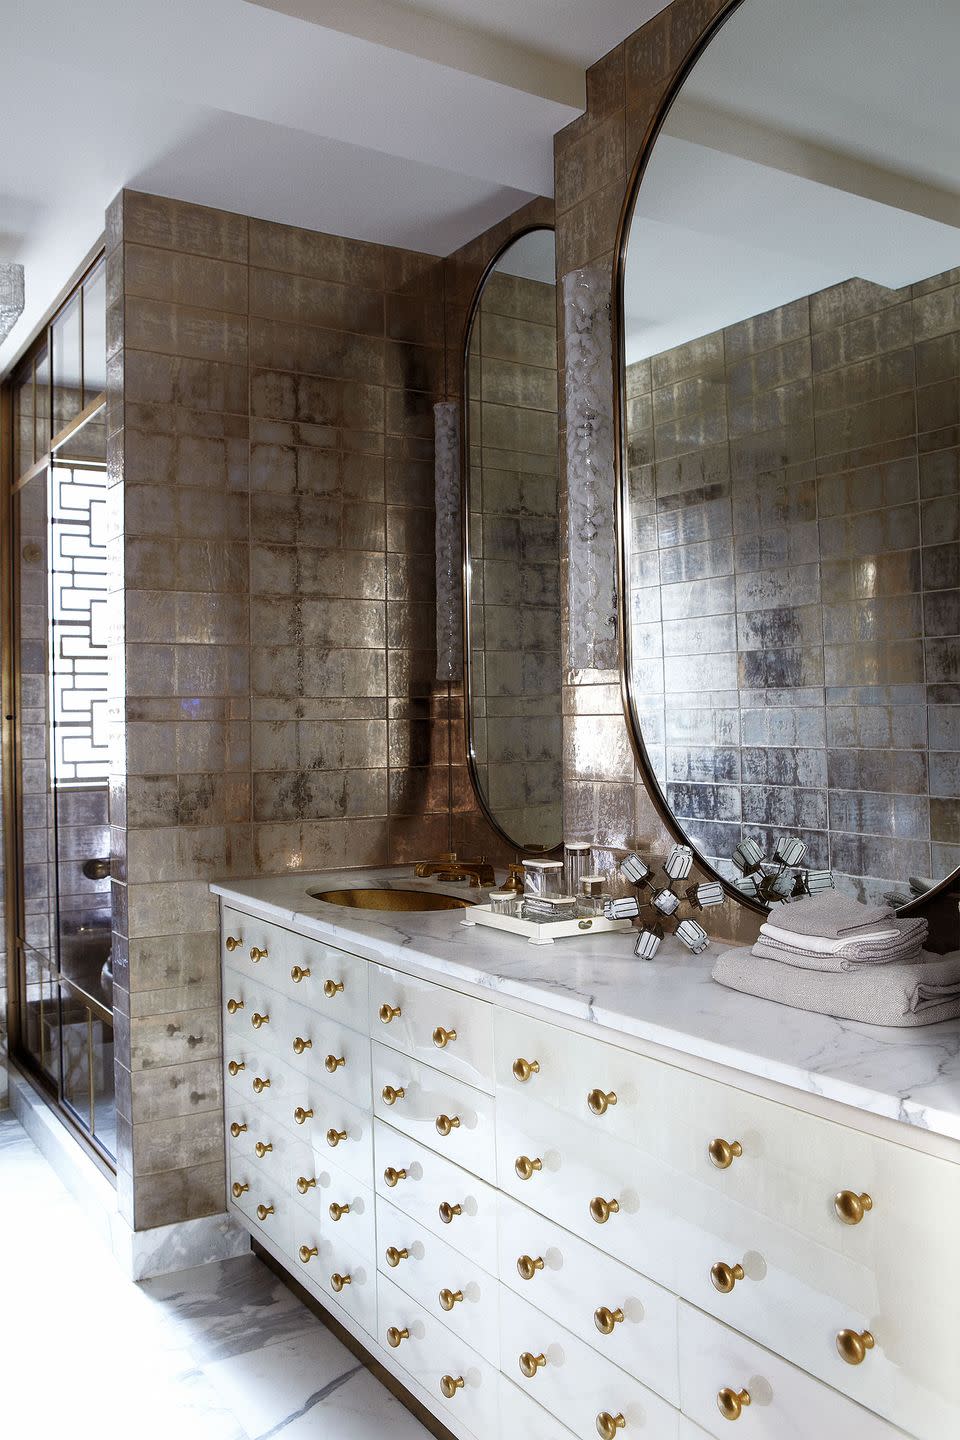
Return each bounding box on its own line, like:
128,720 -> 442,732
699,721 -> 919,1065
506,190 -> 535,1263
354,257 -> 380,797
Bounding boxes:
308,887 -> 475,912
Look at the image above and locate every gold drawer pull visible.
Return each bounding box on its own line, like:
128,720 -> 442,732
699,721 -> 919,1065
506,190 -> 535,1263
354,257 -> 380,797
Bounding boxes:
385,1246 -> 409,1268
512,1056 -> 540,1082
292,1037 -> 312,1054
440,1375 -> 464,1399
327,1127 -> 347,1147
230,1122 -> 247,1138
596,1414 -> 626,1439
290,965 -> 311,983
835,1190 -> 873,1225
439,1288 -> 463,1311
228,1061 -> 245,1077
330,1272 -> 351,1292
251,1012 -> 269,1029
708,1137 -> 742,1169
249,946 -> 268,962
515,1154 -> 542,1180
252,1076 -> 270,1093
717,1387 -> 750,1421
226,998 -> 244,1014
328,1202 -> 350,1221
519,1352 -> 547,1378
590,1196 -> 620,1225
438,1201 -> 462,1224
837,1329 -> 875,1366
232,1181 -> 249,1197
297,1176 -> 316,1194
293,1106 -> 313,1125
382,1085 -> 405,1106
384,1166 -> 407,1187
587,1088 -> 617,1116
325,1053 -> 345,1072
256,1203 -> 275,1221
299,1244 -> 318,1263
323,978 -> 344,997
225,935 -> 242,952
711,1261 -> 745,1294
517,1254 -> 544,1281
433,1025 -> 457,1048
436,1114 -> 460,1136
254,1141 -> 273,1159
387,1326 -> 409,1348
379,1003 -> 401,1023
594,1306 -> 625,1335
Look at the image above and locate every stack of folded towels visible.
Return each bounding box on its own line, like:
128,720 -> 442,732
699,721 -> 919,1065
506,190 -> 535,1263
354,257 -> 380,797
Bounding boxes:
713,892 -> 960,1026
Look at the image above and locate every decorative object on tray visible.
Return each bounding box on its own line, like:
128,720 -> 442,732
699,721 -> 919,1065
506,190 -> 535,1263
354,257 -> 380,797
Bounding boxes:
461,903 -> 633,945
613,845 -> 726,959
463,841 -> 626,944
728,836 -> 834,906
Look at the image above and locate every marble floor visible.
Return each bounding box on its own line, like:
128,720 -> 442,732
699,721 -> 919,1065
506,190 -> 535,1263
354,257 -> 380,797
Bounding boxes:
0,1109 -> 431,1440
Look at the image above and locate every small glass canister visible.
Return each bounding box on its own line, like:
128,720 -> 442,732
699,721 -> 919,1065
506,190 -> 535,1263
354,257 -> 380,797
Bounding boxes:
563,841 -> 592,898
524,894 -> 577,923
522,858 -> 564,899
579,874 -> 607,917
489,888 -> 520,917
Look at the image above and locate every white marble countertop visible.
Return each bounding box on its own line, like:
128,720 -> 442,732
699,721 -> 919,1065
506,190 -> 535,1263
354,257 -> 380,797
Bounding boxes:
211,867 -> 960,1147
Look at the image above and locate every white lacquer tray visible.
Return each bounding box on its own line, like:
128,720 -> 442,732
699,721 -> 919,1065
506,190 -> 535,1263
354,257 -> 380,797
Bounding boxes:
461,903 -> 634,945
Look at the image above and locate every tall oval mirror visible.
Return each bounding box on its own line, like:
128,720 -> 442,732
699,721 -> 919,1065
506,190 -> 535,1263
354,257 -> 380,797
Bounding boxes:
464,227 -> 562,853
619,0 -> 960,910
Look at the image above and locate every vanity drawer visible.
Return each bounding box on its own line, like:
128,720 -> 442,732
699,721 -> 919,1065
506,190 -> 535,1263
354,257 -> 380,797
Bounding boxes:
280,930 -> 369,1033
230,1113 -> 296,1189
498,1192 -> 679,1405
287,1139 -> 376,1256
499,1377 -> 579,1440
222,972 -> 279,1051
269,992 -> 372,1103
375,1195 -> 499,1364
372,1043 -> 496,1183
373,1121 -> 498,1273
377,1272 -> 499,1437
227,1148 -> 294,1254
287,1086 -> 373,1187
369,963 -> 494,1093
225,1042 -> 300,1132
295,1204 -> 377,1337
500,1287 -> 680,1440
677,1303 -> 908,1440
221,907 -> 285,987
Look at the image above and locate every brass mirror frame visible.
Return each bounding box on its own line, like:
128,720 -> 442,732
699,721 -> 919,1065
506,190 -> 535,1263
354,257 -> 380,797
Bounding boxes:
610,0 -> 955,918
460,222 -> 561,857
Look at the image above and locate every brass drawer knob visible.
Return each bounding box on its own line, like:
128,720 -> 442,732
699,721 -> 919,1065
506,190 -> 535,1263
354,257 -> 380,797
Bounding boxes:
587,1088 -> 617,1116
251,1012 -> 269,1030
256,1203 -> 275,1221
327,1127 -> 348,1147
387,1326 -> 409,1348
596,1414 -> 626,1439
717,1387 -> 750,1421
439,1288 -> 463,1311
226,998 -> 244,1014
711,1261 -> 745,1294
232,1181 -> 249,1197
517,1254 -> 544,1281
252,1076 -> 270,1093
708,1137 -> 743,1169
590,1196 -> 620,1225
594,1306 -> 625,1335
512,1056 -> 540,1083
515,1155 -> 542,1181
325,1053 -> 345,1073
230,1122 -> 247,1138
329,1202 -> 350,1221
436,1114 -> 461,1136
433,1025 -> 457,1048
249,946 -> 268,962
385,1246 -> 409,1268
519,1352 -> 547,1379
330,1272 -> 351,1292
380,1003 -> 401,1023
293,1106 -> 313,1125
324,978 -> 344,997
382,1085 -> 405,1106
290,965 -> 311,983
837,1329 -> 875,1366
440,1375 -> 464,1399
225,935 -> 242,952
835,1190 -> 873,1225
292,1037 -> 312,1054
254,1141 -> 273,1159
297,1176 -> 316,1194
299,1244 -> 318,1263
384,1166 -> 408,1187
228,1061 -> 245,1076
438,1201 -> 462,1224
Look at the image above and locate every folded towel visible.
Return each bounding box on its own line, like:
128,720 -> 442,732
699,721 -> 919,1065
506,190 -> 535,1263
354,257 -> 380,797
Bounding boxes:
757,916 -> 928,969
712,947 -> 960,1026
770,893 -> 894,938
760,922 -> 900,955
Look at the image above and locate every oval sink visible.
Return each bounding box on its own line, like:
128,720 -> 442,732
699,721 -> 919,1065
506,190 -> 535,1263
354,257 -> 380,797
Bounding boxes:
308,887 -> 476,912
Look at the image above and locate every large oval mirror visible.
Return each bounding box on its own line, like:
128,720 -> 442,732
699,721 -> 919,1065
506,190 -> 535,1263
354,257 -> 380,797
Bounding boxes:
464,227 -> 562,853
619,0 -> 960,910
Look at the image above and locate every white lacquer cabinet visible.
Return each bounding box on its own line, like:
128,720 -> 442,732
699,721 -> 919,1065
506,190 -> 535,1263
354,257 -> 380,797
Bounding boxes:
218,900 -> 955,1440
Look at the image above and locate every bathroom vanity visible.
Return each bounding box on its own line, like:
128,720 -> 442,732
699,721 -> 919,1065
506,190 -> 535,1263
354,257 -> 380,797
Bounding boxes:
212,869 -> 960,1440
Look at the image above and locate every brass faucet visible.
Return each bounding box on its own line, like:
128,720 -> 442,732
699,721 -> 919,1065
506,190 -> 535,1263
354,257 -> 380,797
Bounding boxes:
414,852 -> 496,887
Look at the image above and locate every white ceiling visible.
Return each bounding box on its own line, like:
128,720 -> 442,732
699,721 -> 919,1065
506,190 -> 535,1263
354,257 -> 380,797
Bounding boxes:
1,0 -> 667,372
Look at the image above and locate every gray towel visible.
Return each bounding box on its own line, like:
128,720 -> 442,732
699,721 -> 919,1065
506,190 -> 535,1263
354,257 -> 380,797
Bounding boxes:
773,893 -> 894,938
712,947 -> 960,1026
755,916 -> 928,971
